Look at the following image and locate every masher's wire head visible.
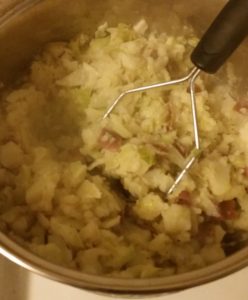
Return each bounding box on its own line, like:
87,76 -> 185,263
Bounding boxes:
102,67 -> 201,195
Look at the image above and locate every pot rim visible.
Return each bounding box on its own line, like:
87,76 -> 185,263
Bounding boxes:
0,0 -> 41,26
0,0 -> 248,293
1,232 -> 248,292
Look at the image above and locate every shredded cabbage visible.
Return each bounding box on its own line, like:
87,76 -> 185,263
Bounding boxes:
0,20 -> 246,279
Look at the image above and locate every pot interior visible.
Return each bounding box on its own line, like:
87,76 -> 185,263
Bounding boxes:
0,0 -> 248,293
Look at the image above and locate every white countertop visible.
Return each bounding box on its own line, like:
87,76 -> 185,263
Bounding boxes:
1,254 -> 248,300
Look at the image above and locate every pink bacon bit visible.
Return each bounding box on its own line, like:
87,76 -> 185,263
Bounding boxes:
218,199 -> 241,220
98,128 -> 123,151
234,99 -> 248,113
242,167 -> 248,177
177,190 -> 191,206
187,83 -> 202,94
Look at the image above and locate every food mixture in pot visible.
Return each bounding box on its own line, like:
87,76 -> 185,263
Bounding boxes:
0,20 -> 248,278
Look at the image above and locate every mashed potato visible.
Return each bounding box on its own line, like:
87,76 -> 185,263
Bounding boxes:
0,20 -> 248,278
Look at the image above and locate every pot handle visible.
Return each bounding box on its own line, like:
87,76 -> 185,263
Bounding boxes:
191,0 -> 248,74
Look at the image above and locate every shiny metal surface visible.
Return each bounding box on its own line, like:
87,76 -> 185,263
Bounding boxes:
1,254 -> 248,300
103,68 -> 200,120
0,0 -> 248,293
167,68 -> 202,194
103,67 -> 201,195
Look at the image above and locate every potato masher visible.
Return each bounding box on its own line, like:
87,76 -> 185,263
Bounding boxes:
103,0 -> 248,195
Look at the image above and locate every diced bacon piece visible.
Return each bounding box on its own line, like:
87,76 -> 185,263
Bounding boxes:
187,84 -> 202,94
218,199 -> 241,220
98,129 -> 123,151
177,190 -> 191,206
234,99 -> 248,113
242,167 -> 248,177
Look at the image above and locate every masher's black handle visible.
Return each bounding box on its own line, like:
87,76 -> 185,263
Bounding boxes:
191,0 -> 248,74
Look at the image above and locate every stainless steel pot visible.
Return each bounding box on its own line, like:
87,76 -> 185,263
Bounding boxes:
0,0 -> 248,293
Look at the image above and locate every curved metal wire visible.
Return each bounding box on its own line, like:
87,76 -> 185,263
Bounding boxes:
167,68 -> 201,194
103,68 -> 198,119
103,67 -> 201,195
